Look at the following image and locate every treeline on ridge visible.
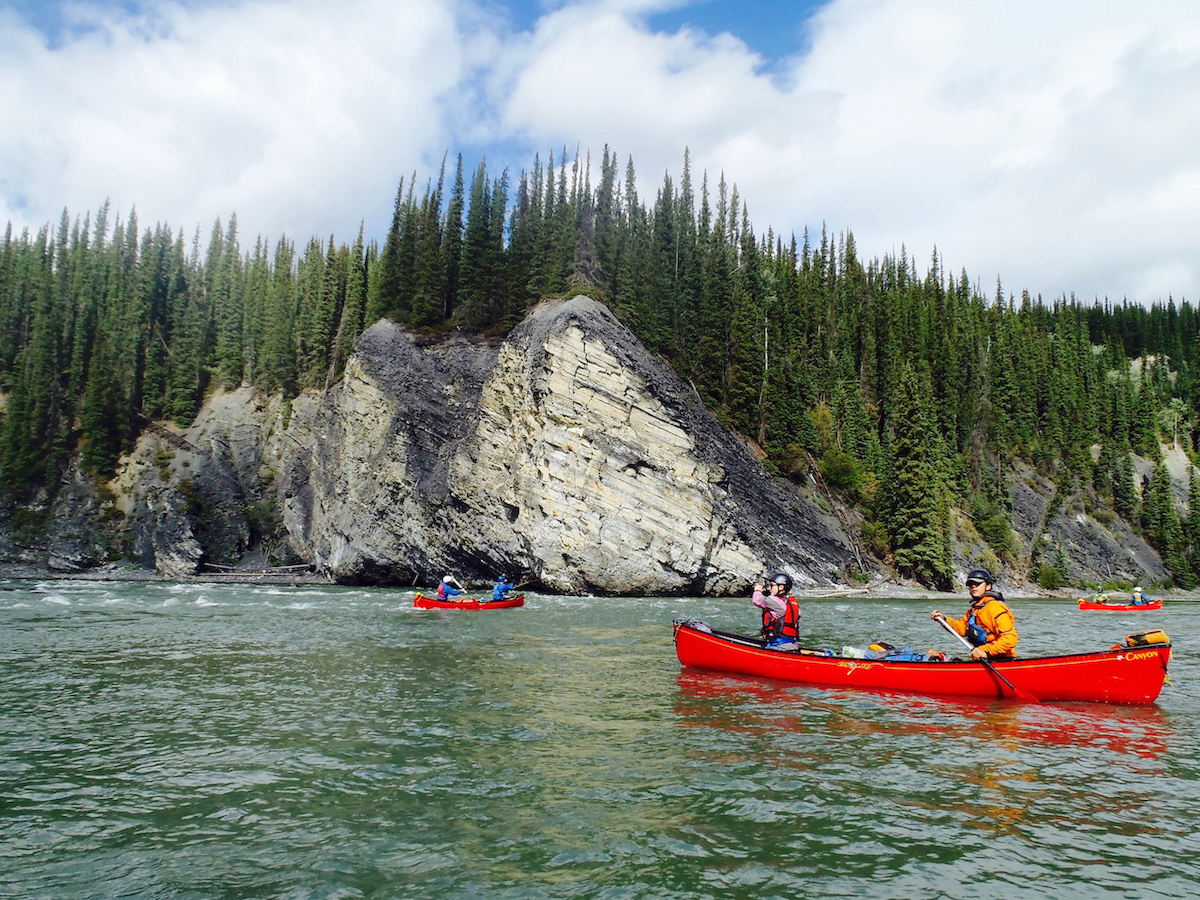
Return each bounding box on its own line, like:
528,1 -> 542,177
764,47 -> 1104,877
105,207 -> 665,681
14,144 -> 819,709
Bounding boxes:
2,145 -> 1200,588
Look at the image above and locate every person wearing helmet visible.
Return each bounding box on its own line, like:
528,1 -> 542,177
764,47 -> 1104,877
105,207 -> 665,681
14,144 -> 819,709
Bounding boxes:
931,568 -> 1017,659
752,572 -> 800,649
437,574 -> 465,602
491,574 -> 515,602
1130,585 -> 1148,606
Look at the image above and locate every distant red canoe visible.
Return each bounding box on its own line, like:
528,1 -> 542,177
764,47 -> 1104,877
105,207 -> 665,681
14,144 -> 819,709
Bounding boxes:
672,619 -> 1171,704
414,593 -> 524,610
1077,598 -> 1162,611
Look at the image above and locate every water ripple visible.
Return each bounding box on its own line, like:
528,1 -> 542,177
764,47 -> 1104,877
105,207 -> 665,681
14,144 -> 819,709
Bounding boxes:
3,585 -> 1200,898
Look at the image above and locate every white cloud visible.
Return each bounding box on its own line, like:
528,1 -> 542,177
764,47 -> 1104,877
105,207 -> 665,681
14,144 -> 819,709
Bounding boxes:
0,0 -> 464,244
2,0 -> 1199,304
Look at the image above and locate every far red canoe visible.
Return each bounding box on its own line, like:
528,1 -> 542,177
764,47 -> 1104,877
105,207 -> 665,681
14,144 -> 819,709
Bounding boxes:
672,619 -> 1171,704
1077,598 -> 1162,611
414,593 -> 524,610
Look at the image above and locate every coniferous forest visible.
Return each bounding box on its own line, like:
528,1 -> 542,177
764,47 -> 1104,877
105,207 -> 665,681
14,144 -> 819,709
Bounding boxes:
3,146 -> 1200,588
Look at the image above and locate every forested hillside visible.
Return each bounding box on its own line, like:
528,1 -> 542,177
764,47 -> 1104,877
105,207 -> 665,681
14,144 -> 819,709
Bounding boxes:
3,146 -> 1199,587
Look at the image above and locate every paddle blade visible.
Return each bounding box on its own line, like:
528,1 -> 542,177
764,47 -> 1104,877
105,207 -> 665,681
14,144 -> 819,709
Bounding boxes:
1002,672 -> 1040,704
936,615 -> 1039,702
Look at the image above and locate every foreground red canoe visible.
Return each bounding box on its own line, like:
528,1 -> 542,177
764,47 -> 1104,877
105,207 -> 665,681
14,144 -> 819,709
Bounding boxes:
672,619 -> 1171,704
1077,599 -> 1163,611
414,593 -> 525,610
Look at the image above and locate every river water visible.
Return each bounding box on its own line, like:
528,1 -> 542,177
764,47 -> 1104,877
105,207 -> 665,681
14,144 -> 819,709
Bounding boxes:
2,580 -> 1198,899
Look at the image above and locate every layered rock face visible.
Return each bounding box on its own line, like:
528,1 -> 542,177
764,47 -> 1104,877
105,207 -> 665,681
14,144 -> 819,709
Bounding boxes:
453,314 -> 755,594
270,295 -> 855,593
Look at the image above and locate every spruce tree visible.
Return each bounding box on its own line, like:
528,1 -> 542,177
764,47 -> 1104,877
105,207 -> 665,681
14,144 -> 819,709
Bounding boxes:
411,166 -> 446,326
1186,467 -> 1200,574
882,363 -> 952,587
211,214 -> 245,386
694,173 -> 733,409
443,156 -> 465,321
458,160 -> 493,329
327,224 -> 368,385
368,177 -> 409,324
258,237 -> 297,395
725,206 -> 764,437
294,236 -> 327,387
488,170 -> 510,325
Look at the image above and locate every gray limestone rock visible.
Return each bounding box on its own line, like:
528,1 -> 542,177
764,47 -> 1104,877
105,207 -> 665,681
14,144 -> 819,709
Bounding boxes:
272,295 -> 856,592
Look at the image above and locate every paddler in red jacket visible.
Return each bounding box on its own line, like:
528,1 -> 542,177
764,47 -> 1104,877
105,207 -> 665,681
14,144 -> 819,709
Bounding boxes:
932,568 -> 1018,659
437,575 -> 465,601
753,572 -> 800,648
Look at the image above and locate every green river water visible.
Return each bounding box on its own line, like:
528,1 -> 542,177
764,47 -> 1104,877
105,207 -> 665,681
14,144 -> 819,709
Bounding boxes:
2,580 -> 1198,899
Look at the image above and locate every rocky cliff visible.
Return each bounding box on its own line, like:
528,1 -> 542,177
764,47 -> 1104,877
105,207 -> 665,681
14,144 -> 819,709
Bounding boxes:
52,296 -> 857,593
269,296 -> 857,593
980,458 -> 1169,588
11,295 -> 1189,594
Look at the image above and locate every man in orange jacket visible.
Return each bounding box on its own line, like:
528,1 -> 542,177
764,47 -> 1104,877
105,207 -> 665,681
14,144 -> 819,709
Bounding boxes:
931,568 -> 1018,659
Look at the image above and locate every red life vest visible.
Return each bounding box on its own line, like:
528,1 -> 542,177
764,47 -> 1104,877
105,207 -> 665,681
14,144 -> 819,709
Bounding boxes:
761,595 -> 800,642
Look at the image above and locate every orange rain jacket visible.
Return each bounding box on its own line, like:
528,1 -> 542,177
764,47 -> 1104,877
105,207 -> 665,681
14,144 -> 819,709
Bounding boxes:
943,593 -> 1018,658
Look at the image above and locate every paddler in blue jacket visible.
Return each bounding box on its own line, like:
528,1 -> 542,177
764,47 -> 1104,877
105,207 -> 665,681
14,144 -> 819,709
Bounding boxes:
491,575 -> 515,602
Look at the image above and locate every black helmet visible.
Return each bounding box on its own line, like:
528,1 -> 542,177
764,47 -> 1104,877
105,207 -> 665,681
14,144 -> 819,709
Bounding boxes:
771,572 -> 793,593
966,568 -> 993,586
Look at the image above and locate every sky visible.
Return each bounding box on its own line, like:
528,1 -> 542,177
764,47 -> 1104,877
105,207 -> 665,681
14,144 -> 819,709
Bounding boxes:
2,0 -> 1199,305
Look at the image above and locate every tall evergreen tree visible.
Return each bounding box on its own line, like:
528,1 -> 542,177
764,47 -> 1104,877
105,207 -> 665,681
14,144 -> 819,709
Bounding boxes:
443,156 -> 465,321
458,160 -> 493,329
881,363 -> 953,586
328,224 -> 368,386
726,205 -> 764,437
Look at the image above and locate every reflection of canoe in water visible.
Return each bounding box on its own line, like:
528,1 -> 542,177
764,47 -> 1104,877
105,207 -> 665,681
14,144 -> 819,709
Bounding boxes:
1077,598 -> 1162,611
673,669 -> 1174,757
414,593 -> 525,610
672,619 -> 1171,704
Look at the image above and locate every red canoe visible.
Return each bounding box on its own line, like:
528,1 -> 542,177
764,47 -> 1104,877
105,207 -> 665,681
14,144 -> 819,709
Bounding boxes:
672,619 -> 1171,704
414,593 -> 524,610
1077,599 -> 1162,611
